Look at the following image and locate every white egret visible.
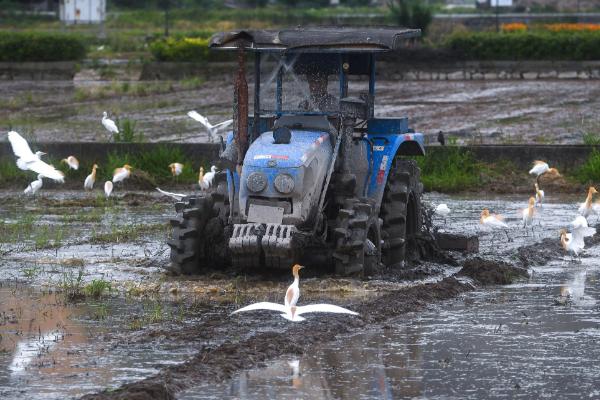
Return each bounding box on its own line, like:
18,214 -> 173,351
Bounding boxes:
24,174 -> 43,195
534,183 -> 544,207
529,160 -> 560,180
84,164 -> 98,190
521,197 -> 536,236
434,203 -> 451,224
7,131 -> 64,182
232,264 -> 359,322
200,165 -> 217,190
187,110 -> 233,142
480,209 -> 510,243
560,216 -> 596,258
61,155 -> 79,170
112,164 -> 132,183
578,186 -> 598,217
102,111 -> 119,135
169,162 -> 183,177
156,187 -> 185,201
104,181 -> 113,197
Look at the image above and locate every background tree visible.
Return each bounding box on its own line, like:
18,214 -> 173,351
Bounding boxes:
388,0 -> 433,36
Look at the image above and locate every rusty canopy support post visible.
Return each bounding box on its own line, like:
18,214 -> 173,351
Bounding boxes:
233,47 -> 249,168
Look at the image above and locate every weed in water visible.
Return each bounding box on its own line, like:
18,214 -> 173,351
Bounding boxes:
84,279 -> 112,298
114,118 -> 144,143
92,303 -> 109,321
60,268 -> 85,300
22,266 -> 42,279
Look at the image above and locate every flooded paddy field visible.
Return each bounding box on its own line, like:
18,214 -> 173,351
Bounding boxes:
0,189 -> 599,399
1,78 -> 599,144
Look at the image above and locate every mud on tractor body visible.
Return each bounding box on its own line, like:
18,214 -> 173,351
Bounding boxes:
168,27 -> 426,275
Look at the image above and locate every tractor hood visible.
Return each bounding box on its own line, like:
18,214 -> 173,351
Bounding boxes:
244,130 -> 331,168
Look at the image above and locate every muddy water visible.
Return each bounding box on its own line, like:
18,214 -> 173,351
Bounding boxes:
0,285 -> 204,400
179,194 -> 600,399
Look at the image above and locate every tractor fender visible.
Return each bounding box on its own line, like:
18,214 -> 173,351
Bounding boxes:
365,132 -> 425,209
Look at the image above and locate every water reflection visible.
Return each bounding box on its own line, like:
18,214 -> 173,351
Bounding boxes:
181,257 -> 600,399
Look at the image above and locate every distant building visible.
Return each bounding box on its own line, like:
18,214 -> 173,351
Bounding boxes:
59,0 -> 106,24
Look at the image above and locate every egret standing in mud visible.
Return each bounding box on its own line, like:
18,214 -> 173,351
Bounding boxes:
84,164 -> 98,190
231,264 -> 359,322
198,165 -> 216,190
104,181 -> 113,197
521,197 -> 536,236
24,174 -> 43,195
187,110 -> 233,142
61,156 -> 79,170
435,203 -> 451,224
578,186 -> 598,218
113,164 -> 132,184
7,131 -> 65,182
534,183 -> 544,207
480,209 -> 510,243
102,111 -> 119,137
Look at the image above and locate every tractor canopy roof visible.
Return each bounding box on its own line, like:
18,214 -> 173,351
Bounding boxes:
209,27 -> 421,53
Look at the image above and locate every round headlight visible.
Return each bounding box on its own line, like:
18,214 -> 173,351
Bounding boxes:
274,174 -> 295,194
247,172 -> 267,193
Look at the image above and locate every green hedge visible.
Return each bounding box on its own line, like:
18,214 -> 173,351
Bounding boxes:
0,32 -> 87,62
446,31 -> 600,60
149,37 -> 234,62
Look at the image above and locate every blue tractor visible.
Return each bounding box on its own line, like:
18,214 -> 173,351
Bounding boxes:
168,27 -> 426,275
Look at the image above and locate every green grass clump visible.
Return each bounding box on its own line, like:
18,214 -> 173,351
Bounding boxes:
583,132 -> 600,145
84,279 -> 112,298
416,147 -> 483,192
103,145 -> 200,183
114,118 -> 145,143
575,149 -> 600,184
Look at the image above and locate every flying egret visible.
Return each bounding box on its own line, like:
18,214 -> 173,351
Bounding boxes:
434,203 -> 451,224
104,181 -> 113,197
84,164 -> 98,190
560,216 -> 596,258
7,131 -> 64,182
578,186 -> 598,217
24,174 -> 43,195
187,110 -> 233,142
480,209 -> 510,243
534,183 -> 544,207
521,197 -> 536,236
169,162 -> 183,177
61,155 -> 79,170
102,111 -> 119,136
529,160 -> 560,182
113,164 -> 132,183
156,187 -> 185,201
232,264 -> 359,322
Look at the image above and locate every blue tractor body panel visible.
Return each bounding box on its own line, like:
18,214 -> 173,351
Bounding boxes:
245,130 -> 330,169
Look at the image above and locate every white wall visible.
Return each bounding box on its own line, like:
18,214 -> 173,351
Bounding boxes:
59,0 -> 106,24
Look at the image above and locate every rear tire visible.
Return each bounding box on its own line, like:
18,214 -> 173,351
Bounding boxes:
380,159 -> 423,267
